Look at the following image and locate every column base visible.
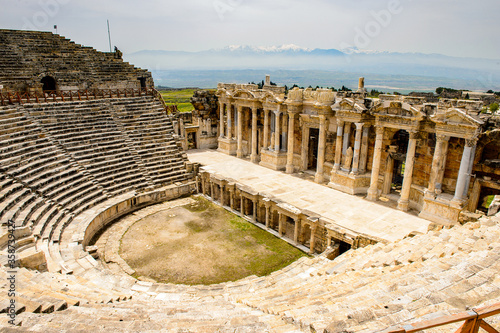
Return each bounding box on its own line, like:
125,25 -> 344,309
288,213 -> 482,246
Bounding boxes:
314,172 -> 324,184
236,149 -> 243,158
286,164 -> 294,174
366,188 -> 379,201
397,199 -> 410,212
250,154 -> 259,163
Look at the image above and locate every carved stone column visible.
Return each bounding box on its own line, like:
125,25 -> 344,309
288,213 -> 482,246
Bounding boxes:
359,126 -> 370,173
367,126 -> 385,201
286,112 -> 297,174
278,212 -> 284,236
219,102 -> 225,138
227,104 -> 232,139
315,115 -> 327,183
220,184 -> 224,205
236,105 -> 243,158
342,122 -> 352,155
301,125 -> 309,171
263,109 -> 270,151
210,181 -> 215,200
240,193 -> 244,216
251,107 -> 258,163
397,131 -> 418,211
425,134 -> 450,198
309,224 -> 317,254
252,199 -> 257,221
274,111 -> 281,152
229,187 -> 234,209
351,122 -> 364,174
453,138 -> 478,203
263,198 -> 271,229
333,120 -> 344,171
293,217 -> 300,244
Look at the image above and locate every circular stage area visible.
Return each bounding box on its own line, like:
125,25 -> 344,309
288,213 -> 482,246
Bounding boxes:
111,196 -> 307,285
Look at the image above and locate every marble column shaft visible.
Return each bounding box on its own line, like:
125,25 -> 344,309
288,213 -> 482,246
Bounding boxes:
219,102 -> 224,138
251,107 -> 258,163
351,123 -> 364,174
426,134 -> 449,196
397,131 -> 418,211
333,120 -> 344,171
286,113 -> 296,174
367,126 -> 384,201
359,126 -> 370,173
342,122 -> 352,155
236,106 -> 243,158
453,139 -> 477,202
315,115 -> 327,183
274,111 -> 281,152
263,109 -> 269,151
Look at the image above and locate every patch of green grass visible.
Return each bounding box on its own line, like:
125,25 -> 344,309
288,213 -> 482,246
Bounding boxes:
483,195 -> 496,208
184,196 -> 210,212
159,89 -> 196,113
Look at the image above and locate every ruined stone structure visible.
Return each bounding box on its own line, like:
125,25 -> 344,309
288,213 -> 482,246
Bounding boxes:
1,31 -> 500,332
171,90 -> 219,151
214,76 -> 500,228
0,29 -> 153,94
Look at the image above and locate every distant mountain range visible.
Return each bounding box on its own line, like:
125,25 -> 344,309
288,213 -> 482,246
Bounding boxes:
124,45 -> 500,91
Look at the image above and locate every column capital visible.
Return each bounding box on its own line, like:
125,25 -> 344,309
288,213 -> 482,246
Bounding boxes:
251,106 -> 258,114
465,137 -> 478,147
273,109 -> 282,116
354,122 -> 365,131
336,119 -> 345,128
375,125 -> 384,136
409,130 -> 419,140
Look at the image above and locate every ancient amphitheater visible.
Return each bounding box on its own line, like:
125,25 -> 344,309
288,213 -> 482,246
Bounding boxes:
0,29 -> 499,332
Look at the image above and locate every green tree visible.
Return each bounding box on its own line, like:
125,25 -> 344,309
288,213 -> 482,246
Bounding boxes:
490,102 -> 499,112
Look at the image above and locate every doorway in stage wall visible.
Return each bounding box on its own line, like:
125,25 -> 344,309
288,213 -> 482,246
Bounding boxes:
390,130 -> 409,195
308,128 -> 319,171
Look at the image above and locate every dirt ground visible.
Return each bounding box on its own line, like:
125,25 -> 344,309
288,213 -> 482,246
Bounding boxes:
119,197 -> 307,285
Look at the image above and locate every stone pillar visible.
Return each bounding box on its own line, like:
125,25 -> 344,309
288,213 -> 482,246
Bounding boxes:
301,126 -> 309,171
426,134 -> 450,197
351,122 -> 364,174
359,126 -> 370,173
342,122 -> 352,155
210,181 -> 215,200
227,105 -> 233,139
220,184 -> 224,206
219,102 -> 225,138
229,188 -> 234,209
278,212 -> 284,236
315,115 -> 327,183
367,126 -> 384,201
286,113 -> 296,174
309,225 -> 317,254
436,139 -> 450,192
274,111 -> 281,152
251,107 -> 258,163
333,120 -> 344,171
453,138 -> 477,202
263,109 -> 270,151
293,217 -> 300,244
264,199 -> 271,229
252,199 -> 257,221
397,131 -> 418,212
236,105 -> 243,158
240,193 -> 244,216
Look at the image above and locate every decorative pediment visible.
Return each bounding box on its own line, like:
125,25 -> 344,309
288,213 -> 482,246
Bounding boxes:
232,89 -> 256,99
260,90 -> 282,104
372,100 -> 425,121
334,98 -> 367,113
431,108 -> 483,128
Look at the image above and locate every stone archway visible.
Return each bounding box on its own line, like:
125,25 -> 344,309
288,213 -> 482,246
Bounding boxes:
41,75 -> 57,91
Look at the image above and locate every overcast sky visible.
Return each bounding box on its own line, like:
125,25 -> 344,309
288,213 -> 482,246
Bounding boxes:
2,0 -> 499,59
